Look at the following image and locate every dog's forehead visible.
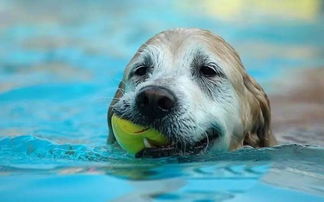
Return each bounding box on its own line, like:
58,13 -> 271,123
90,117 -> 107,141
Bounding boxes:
143,29 -> 216,61
126,30 -> 209,74
125,29 -> 245,85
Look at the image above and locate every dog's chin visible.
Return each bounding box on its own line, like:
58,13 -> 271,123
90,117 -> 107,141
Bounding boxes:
135,127 -> 220,158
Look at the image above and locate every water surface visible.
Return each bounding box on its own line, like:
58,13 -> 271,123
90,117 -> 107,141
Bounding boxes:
0,0 -> 323,201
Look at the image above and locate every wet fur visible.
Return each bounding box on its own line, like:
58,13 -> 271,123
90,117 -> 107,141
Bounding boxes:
107,28 -> 276,153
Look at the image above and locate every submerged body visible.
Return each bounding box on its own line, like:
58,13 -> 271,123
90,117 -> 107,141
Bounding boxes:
108,28 -> 277,157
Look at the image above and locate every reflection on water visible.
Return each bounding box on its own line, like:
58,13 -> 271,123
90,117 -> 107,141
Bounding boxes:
0,135 -> 323,201
0,0 -> 323,201
180,0 -> 322,21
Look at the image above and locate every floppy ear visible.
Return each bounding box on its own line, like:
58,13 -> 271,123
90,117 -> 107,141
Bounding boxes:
242,74 -> 277,147
107,81 -> 125,144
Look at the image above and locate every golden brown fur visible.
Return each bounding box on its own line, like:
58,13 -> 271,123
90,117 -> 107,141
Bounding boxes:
108,28 -> 277,151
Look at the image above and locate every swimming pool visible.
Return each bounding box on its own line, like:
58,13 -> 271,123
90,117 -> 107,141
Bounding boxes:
0,0 -> 323,201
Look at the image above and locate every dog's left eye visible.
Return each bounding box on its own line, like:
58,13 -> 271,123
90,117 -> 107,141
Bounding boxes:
199,65 -> 218,77
134,66 -> 149,76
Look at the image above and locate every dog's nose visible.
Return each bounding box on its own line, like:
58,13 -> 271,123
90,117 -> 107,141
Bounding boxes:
136,86 -> 176,119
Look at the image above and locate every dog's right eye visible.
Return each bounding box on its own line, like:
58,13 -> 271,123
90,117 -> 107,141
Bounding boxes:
199,65 -> 218,78
134,66 -> 149,76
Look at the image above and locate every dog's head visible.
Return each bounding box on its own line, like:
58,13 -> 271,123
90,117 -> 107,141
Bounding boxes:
108,28 -> 276,157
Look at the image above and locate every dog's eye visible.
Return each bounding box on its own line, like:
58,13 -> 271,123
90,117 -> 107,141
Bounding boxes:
200,65 -> 218,77
134,66 -> 149,76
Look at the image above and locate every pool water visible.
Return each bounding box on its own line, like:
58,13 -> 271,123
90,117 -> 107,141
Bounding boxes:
0,0 -> 323,201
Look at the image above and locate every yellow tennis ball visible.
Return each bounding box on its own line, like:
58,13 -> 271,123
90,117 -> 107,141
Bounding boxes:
111,114 -> 168,154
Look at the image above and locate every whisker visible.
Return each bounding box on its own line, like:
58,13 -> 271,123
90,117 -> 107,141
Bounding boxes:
204,131 -> 210,153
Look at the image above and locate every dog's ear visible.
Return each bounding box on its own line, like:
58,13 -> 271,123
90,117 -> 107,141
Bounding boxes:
107,81 -> 125,144
242,74 -> 277,147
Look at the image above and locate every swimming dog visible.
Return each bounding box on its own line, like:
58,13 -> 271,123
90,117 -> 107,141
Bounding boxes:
108,28 -> 277,157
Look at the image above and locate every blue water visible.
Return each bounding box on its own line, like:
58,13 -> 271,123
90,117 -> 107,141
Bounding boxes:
0,0 -> 324,201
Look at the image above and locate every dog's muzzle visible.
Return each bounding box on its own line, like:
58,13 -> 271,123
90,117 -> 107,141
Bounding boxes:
135,85 -> 177,120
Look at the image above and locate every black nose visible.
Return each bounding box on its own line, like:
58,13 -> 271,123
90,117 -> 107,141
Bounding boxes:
136,86 -> 176,119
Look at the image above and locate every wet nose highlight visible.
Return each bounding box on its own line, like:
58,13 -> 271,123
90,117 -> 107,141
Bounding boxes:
136,86 -> 176,119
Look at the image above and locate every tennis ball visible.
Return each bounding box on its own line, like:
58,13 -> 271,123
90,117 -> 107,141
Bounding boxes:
111,114 -> 168,154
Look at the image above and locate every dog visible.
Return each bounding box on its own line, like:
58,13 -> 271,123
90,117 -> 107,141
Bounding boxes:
107,28 -> 277,157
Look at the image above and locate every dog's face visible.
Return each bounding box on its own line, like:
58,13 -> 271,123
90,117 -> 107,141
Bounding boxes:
108,28 -> 276,157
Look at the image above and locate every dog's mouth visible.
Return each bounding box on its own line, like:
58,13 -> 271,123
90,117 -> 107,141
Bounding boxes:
112,106 -> 222,158
135,127 -> 220,158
